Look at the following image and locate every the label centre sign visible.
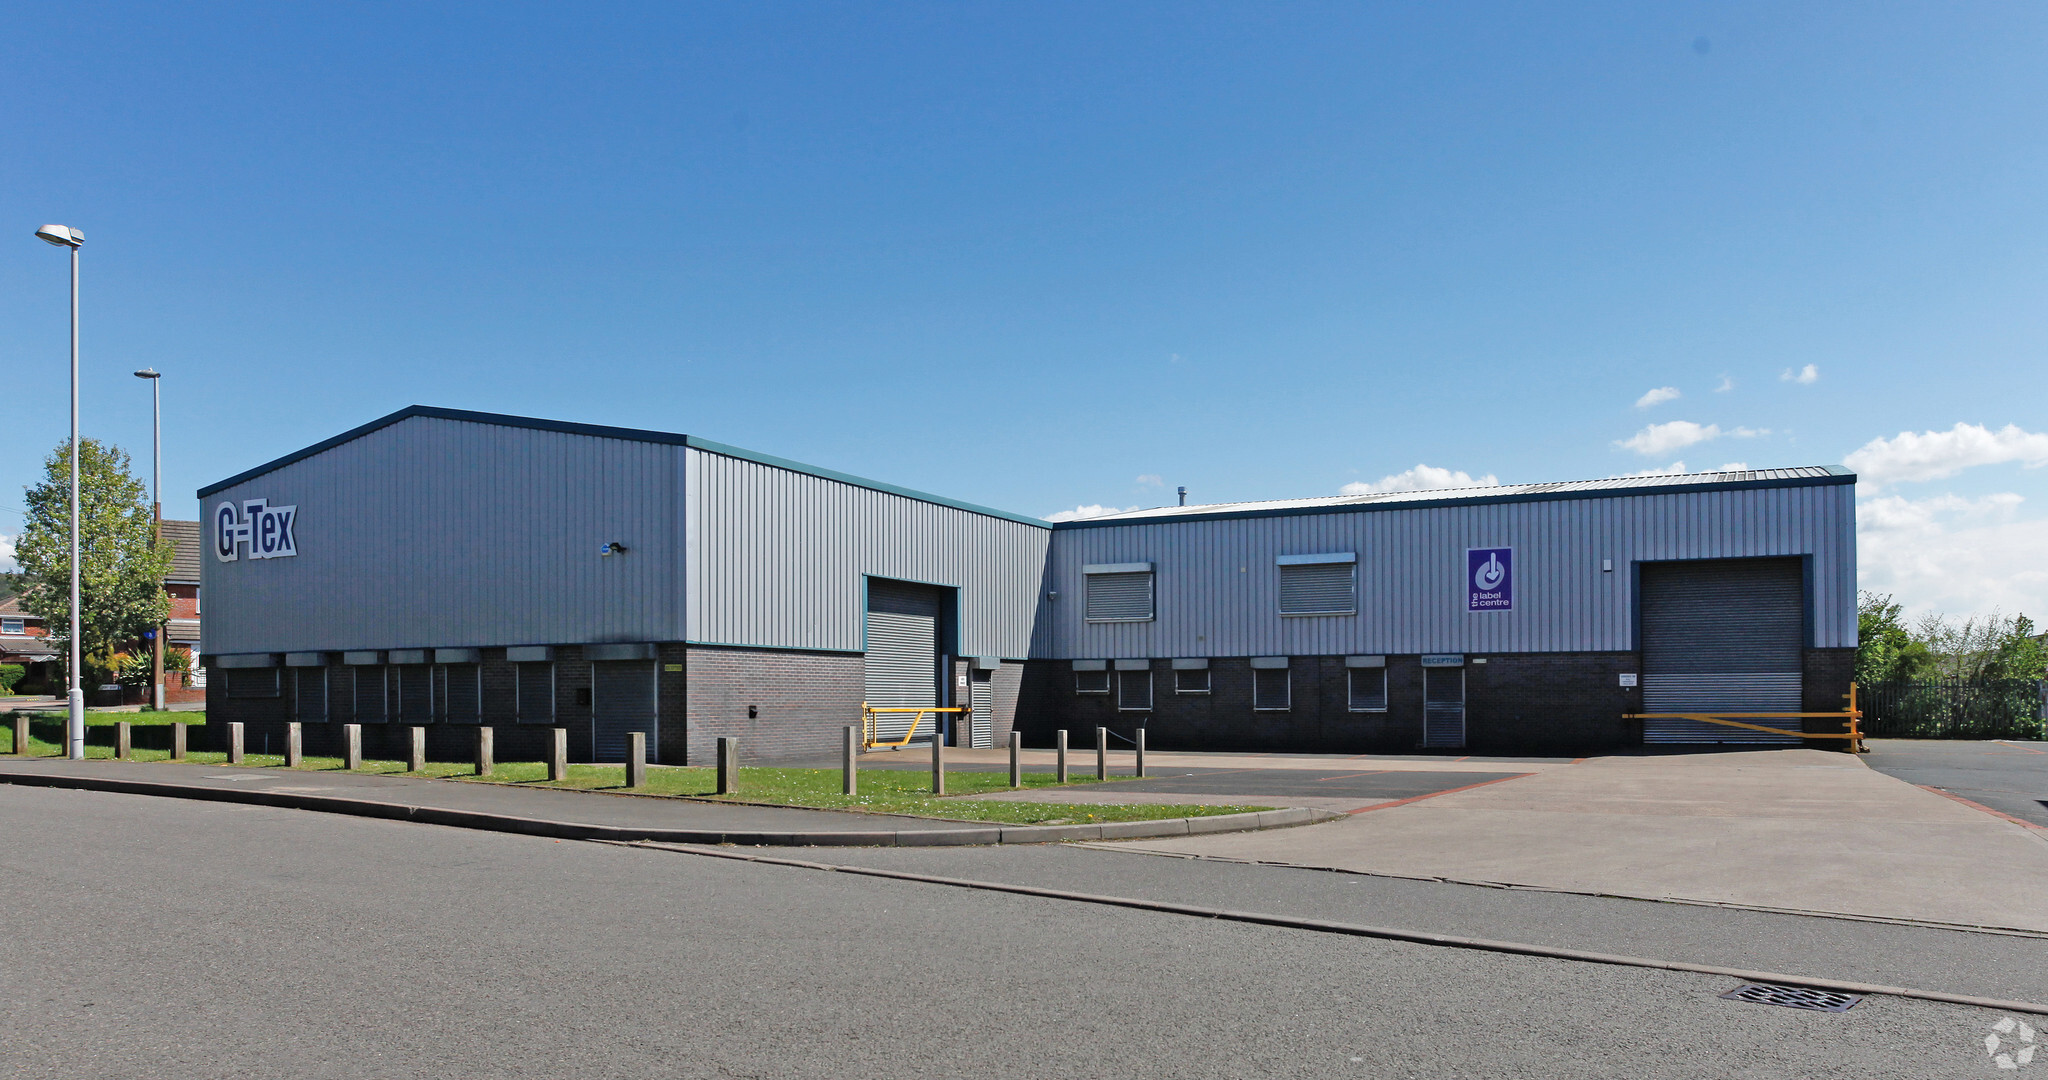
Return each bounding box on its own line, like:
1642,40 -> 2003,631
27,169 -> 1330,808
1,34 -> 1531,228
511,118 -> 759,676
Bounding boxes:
1467,547 -> 1512,611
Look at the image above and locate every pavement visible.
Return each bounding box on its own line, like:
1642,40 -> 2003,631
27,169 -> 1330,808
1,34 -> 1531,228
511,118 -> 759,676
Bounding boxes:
1,783 -> 2035,1078
0,756 -> 1326,845
1102,746 -> 2048,933
1864,738 -> 2048,828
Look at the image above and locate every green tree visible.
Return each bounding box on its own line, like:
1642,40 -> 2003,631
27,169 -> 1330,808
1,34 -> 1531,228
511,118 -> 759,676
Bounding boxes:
1984,614 -> 2047,682
7,439 -> 171,682
1856,591 -> 1931,685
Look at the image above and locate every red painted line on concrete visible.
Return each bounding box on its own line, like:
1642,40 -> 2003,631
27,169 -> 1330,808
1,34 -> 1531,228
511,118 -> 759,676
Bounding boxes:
1344,773 -> 1534,815
1918,784 -> 2046,831
1994,741 -> 2048,755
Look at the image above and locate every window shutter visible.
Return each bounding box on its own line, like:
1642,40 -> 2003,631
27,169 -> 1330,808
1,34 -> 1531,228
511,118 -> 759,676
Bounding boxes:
1086,572 -> 1154,622
1118,670 -> 1153,710
1278,563 -> 1354,615
517,663 -> 555,722
1253,666 -> 1290,710
1348,668 -> 1387,711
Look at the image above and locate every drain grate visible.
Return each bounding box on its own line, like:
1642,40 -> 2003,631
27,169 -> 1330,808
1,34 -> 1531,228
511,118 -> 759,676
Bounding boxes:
1720,983 -> 1862,1012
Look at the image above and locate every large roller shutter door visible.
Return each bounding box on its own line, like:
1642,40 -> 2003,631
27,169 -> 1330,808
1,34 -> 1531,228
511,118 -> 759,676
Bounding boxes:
1640,558 -> 1804,744
593,661 -> 657,762
865,579 -> 942,745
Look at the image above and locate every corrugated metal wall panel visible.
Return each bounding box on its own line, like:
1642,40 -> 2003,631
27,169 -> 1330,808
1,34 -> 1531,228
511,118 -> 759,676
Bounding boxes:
1039,482 -> 1855,658
202,416 -> 684,654
686,448 -> 1049,658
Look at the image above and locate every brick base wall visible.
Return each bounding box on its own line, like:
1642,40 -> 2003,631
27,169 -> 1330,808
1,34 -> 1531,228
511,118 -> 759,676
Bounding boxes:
684,645 -> 864,765
1020,652 -> 1646,756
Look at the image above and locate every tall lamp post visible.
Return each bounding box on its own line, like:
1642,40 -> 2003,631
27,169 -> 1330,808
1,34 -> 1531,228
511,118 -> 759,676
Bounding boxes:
35,224 -> 86,759
135,368 -> 163,710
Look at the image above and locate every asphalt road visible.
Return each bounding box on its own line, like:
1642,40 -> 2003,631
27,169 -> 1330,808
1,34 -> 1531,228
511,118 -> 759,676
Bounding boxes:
1864,739 -> 2048,827
0,786 -> 2036,1079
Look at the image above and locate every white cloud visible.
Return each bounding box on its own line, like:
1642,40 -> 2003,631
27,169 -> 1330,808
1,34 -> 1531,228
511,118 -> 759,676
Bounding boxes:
1714,375 -> 1735,393
1043,504 -> 1137,523
1780,364 -> 1819,384
1843,422 -> 2048,488
1340,464 -> 1500,496
1857,492 -> 2048,619
0,533 -> 13,574
1634,386 -> 1681,409
1615,421 -> 1766,457
1134,474 -> 1164,488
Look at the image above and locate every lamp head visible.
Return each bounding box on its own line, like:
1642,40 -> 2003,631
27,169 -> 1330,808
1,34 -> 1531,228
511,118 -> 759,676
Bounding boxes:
34,225 -> 83,249
134,368 -> 160,380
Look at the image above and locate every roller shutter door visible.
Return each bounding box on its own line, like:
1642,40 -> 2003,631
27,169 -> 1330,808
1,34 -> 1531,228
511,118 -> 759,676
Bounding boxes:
969,673 -> 994,749
1424,668 -> 1465,748
592,660 -> 657,762
1640,558 -> 1804,744
865,579 -> 941,744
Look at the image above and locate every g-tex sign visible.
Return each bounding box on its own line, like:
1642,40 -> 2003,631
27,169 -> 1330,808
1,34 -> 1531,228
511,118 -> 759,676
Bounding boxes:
214,499 -> 298,562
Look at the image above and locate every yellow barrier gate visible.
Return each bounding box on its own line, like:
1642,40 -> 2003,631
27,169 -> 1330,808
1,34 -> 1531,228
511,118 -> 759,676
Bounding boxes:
860,704 -> 972,750
1626,683 -> 1865,753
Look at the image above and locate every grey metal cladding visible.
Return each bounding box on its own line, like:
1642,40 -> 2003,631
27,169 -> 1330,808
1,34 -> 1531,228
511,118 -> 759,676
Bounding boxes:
685,448 -> 1049,658
1037,481 -> 1855,658
200,415 -> 683,655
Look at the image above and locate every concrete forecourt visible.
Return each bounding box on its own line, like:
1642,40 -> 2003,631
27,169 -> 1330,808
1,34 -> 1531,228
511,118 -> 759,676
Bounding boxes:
4,779 -> 2044,1079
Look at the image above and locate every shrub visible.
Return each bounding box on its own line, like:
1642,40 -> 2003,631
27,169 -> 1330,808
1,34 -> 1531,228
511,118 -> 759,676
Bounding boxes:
0,664 -> 22,695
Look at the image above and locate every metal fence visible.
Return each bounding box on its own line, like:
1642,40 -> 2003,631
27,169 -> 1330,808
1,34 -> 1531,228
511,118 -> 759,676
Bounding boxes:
1859,679 -> 2046,740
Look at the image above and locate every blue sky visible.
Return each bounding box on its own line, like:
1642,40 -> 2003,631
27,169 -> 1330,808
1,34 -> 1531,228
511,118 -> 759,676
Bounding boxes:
3,3 -> 2045,619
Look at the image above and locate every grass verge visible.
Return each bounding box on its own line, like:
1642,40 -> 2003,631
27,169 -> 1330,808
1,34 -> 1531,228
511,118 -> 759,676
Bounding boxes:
0,744 -> 1268,825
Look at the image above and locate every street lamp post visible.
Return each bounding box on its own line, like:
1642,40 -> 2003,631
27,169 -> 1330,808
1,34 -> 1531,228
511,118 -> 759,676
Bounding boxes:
135,368 -> 163,710
35,224 -> 86,760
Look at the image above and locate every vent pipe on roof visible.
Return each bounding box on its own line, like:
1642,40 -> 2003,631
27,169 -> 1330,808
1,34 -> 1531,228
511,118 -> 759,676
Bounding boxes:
1177,486 -> 1187,506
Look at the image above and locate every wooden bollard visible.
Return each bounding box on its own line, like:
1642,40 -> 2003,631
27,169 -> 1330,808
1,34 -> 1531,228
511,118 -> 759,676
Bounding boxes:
343,724 -> 363,770
548,727 -> 568,781
408,727 -> 426,772
285,722 -> 303,767
931,730 -> 946,796
171,721 -> 187,760
12,715 -> 27,755
1009,730 -> 1022,788
227,722 -> 245,764
713,735 -> 734,794
1135,726 -> 1146,778
476,726 -> 494,777
115,721 -> 132,760
842,726 -> 858,796
1096,726 -> 1108,781
1056,729 -> 1069,783
628,732 -> 649,790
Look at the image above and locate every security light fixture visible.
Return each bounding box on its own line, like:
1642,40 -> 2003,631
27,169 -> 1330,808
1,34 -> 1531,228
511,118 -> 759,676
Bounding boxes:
35,224 -> 83,248
135,368 -> 160,380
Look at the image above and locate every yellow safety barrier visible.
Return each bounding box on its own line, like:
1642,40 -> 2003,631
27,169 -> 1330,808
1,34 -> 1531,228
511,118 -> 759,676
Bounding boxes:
1627,683 -> 1865,753
860,704 -> 972,750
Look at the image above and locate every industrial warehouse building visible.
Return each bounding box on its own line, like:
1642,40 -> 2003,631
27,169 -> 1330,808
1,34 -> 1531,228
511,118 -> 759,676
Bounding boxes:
200,406 -> 1857,762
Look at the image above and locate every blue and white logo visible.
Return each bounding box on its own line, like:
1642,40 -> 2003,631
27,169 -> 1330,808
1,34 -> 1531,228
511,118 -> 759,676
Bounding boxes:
214,499 -> 298,562
1467,547 -> 1512,611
